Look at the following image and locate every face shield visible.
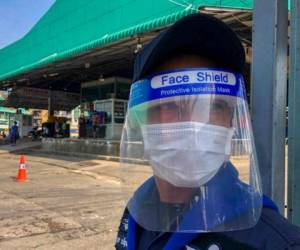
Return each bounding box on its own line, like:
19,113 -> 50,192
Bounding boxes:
120,68 -> 262,232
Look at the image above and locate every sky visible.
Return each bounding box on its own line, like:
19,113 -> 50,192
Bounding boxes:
0,0 -> 55,49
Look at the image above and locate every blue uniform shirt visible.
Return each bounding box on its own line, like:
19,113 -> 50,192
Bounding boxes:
115,164 -> 300,250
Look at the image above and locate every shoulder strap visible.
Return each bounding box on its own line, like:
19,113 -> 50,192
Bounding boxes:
127,213 -> 137,250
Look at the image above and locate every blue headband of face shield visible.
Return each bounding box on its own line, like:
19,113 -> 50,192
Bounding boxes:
128,68 -> 246,109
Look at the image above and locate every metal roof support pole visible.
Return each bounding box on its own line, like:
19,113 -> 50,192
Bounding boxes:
48,90 -> 54,119
288,0 -> 300,226
251,0 -> 288,214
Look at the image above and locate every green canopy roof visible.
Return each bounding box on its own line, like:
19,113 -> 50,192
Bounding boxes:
0,0 -> 253,82
0,107 -> 16,114
0,107 -> 30,115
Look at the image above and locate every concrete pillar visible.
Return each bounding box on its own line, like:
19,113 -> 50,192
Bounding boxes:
288,0 -> 300,226
48,90 -> 54,118
251,0 -> 288,213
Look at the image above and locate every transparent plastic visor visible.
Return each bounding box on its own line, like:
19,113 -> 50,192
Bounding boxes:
120,68 -> 262,232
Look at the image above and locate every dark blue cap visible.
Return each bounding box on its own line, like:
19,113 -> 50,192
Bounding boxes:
133,13 -> 245,82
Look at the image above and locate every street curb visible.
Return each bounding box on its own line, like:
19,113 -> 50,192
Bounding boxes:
28,149 -> 147,165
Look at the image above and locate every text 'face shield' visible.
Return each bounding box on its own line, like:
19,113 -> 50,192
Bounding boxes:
120,68 -> 262,232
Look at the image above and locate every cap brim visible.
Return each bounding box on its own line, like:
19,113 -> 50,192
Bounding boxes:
133,13 -> 245,82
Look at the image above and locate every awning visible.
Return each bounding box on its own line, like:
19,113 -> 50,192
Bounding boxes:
0,107 -> 16,114
0,0 -> 253,85
3,87 -> 80,111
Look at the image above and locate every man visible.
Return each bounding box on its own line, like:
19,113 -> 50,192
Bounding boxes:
116,13 -> 300,249
62,120 -> 68,138
54,121 -> 60,138
92,111 -> 99,139
10,121 -> 19,146
1,131 -> 6,139
79,114 -> 86,138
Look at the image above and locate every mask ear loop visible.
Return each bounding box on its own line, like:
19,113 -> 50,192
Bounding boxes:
229,106 -> 235,127
189,97 -> 198,121
177,96 -> 187,121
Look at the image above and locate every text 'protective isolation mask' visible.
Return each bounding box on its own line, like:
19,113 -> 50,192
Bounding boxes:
120,68 -> 262,233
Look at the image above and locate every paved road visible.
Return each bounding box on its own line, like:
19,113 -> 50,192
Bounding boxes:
0,150 -> 124,250
3,141 -> 287,250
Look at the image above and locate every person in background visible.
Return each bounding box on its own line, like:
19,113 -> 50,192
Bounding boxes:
54,121 -> 60,138
43,126 -> 49,138
10,121 -> 18,146
62,120 -> 68,138
0,131 -> 6,139
79,114 -> 86,138
92,112 -> 98,139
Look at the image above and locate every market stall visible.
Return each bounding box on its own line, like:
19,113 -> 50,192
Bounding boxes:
79,77 -> 130,140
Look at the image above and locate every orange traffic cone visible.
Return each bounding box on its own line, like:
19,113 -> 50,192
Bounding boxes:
16,155 -> 27,182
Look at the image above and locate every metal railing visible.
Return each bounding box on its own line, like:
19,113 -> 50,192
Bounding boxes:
231,139 -> 251,156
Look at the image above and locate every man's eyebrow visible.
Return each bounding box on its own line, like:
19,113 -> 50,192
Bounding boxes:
212,101 -> 228,106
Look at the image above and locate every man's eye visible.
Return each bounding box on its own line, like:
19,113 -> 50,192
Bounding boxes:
161,103 -> 179,111
211,102 -> 231,112
212,103 -> 225,110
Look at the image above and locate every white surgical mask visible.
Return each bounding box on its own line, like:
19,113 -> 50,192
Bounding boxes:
141,122 -> 234,187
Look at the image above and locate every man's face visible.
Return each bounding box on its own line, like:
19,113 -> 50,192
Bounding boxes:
146,54 -> 233,203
